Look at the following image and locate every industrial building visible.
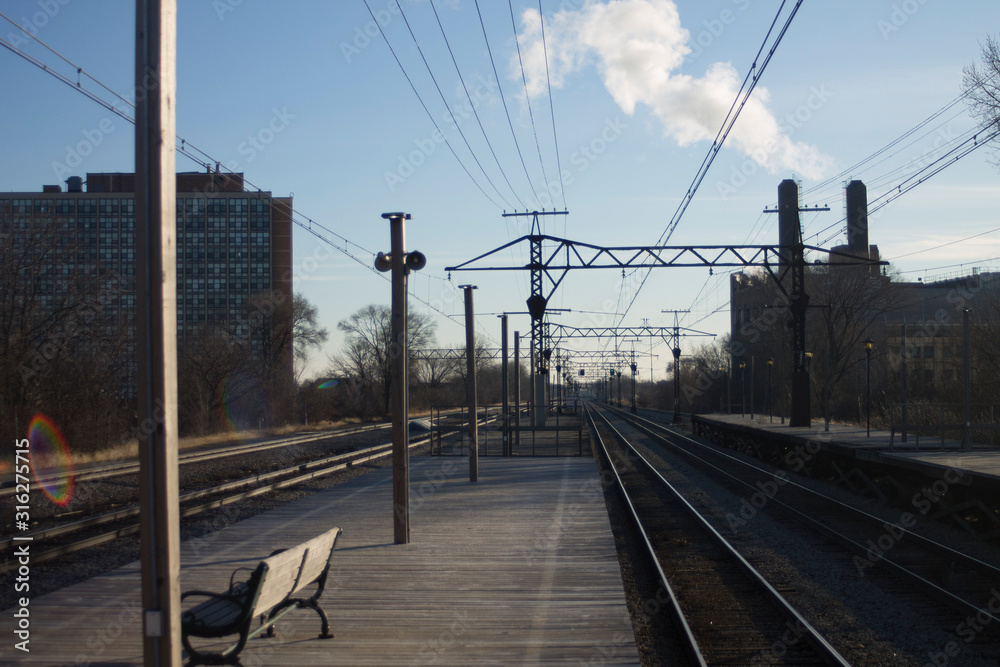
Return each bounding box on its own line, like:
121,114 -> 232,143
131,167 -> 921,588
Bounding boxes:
730,179 -> 999,419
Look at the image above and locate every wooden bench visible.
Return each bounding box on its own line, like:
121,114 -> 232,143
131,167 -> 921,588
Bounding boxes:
180,526 -> 342,666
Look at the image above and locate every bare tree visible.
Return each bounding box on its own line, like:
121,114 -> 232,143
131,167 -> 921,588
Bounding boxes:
964,35 -> 1000,167
329,304 -> 437,414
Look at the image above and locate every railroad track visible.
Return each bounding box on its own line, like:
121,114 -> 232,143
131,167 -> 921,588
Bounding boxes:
586,404 -> 850,666
1,413 -> 457,498
603,404 -> 1000,658
0,430 -> 442,574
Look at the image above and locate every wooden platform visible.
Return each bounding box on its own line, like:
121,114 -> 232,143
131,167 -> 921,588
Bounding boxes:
5,457 -> 639,665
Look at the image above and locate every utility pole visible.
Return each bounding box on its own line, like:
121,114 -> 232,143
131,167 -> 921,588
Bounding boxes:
661,310 -> 690,424
499,315 -> 509,457
963,308 -> 972,450
461,285 -> 478,482
513,331 -> 520,455
501,210 -> 568,427
135,1 -> 181,662
764,180 -> 830,428
376,212 -> 425,544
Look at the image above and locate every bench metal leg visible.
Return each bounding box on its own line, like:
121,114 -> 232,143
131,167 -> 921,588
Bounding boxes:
263,598 -> 334,640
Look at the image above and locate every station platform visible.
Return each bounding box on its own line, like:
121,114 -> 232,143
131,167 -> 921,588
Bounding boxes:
691,413 -> 1000,490
5,456 -> 639,666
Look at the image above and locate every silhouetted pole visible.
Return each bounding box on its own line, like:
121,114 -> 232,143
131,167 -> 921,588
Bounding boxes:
513,331 -> 520,455
672,347 -> 682,423
500,315 -> 509,457
135,0 -> 181,663
864,337 -> 873,437
461,285 -> 479,482
382,212 -> 412,544
740,361 -> 746,417
767,358 -> 774,423
901,323 -> 908,443
963,309 -> 971,450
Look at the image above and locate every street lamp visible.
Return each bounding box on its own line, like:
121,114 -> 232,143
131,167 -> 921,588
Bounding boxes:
864,337 -> 873,437
767,358 -> 773,424
739,361 -> 746,417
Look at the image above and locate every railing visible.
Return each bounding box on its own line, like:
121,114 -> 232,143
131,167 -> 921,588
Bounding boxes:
888,403 -> 1000,451
429,402 -> 584,457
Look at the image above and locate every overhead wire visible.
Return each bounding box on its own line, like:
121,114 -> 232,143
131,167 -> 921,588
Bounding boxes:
509,0 -> 552,201
473,0 -> 543,207
428,0 -> 526,210
0,18 -> 478,334
618,0 -> 805,326
392,0 -> 514,210
537,0 -> 567,212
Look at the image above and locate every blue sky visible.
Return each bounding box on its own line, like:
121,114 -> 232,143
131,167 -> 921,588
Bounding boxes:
3,0 -> 999,381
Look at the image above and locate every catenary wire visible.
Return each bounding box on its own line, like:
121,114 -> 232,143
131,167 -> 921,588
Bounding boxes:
393,0 -> 515,209
429,0 -> 527,209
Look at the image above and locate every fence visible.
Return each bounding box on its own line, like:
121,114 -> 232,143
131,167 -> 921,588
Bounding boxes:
429,401 -> 584,457
888,402 -> 1000,450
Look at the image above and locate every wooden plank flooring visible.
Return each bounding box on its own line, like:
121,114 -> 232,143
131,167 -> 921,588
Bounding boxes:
5,456 -> 639,666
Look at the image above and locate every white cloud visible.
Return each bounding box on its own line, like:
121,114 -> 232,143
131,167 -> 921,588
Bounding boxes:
515,0 -> 831,178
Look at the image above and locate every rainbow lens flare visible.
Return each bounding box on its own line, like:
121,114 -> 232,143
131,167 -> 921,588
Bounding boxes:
317,380 -> 338,389
218,373 -> 270,439
27,413 -> 75,507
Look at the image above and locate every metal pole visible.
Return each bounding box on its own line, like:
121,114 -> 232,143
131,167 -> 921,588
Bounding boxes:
500,315 -> 509,458
383,212 -> 411,544
740,362 -> 746,417
751,356 -> 755,420
135,1 -> 180,662
461,285 -> 479,482
768,360 -> 773,423
866,348 -> 871,437
963,308 -> 971,450
673,347 -> 681,423
513,331 -> 520,455
901,323 -> 908,443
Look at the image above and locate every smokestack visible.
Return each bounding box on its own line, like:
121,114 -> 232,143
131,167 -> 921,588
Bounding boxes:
778,179 -> 800,268
846,180 -> 868,256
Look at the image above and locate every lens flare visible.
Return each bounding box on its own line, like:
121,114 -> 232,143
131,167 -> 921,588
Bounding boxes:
317,379 -> 338,389
218,373 -> 270,440
27,413 -> 75,507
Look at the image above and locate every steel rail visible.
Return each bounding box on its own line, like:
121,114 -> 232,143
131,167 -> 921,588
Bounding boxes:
583,404 -> 707,667
0,433 -> 437,573
610,405 -> 1000,625
590,403 -> 852,666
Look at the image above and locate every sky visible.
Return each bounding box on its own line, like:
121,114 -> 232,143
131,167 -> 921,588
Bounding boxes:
3,0 -> 1000,382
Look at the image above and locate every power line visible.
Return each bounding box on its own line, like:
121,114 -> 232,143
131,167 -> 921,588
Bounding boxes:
537,0 -> 567,211
361,0 -> 503,209
0,22 -> 477,336
393,0 -> 514,209
509,0 -> 551,199
429,0 -> 526,209
619,0 -> 805,325
474,0 -> 542,207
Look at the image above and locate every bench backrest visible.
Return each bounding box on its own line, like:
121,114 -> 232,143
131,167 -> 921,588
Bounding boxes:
253,527 -> 341,615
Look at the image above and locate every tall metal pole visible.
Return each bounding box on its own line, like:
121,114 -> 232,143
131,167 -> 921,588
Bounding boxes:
461,286 -> 479,482
767,358 -> 773,423
866,349 -> 871,437
901,322 -> 908,443
500,315 -> 509,457
135,1 -> 180,662
383,212 -> 411,544
513,331 -> 520,455
750,356 -> 755,420
963,308 -> 971,450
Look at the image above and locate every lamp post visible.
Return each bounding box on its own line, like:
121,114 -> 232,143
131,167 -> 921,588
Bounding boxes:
767,358 -> 773,423
739,361 -> 746,417
864,337 -> 873,437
